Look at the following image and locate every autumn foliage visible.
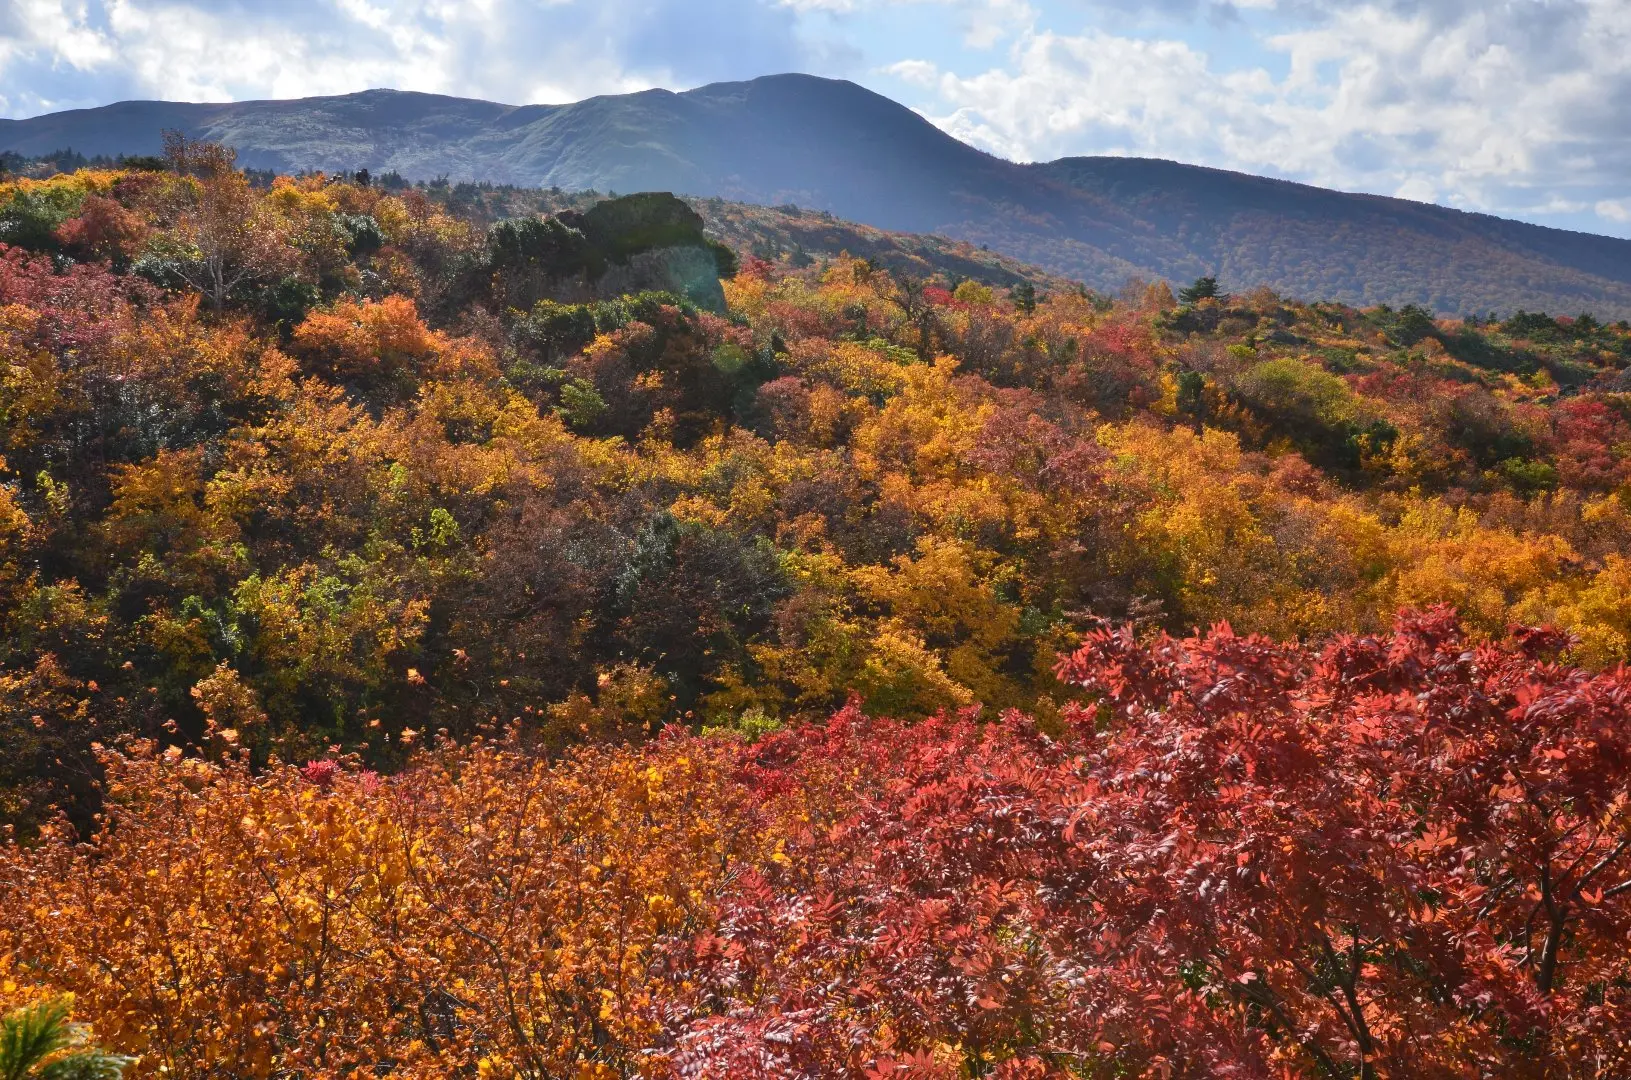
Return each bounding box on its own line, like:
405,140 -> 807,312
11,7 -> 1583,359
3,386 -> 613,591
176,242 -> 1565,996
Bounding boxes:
3,611 -> 1630,1077
1,150 -> 1631,1075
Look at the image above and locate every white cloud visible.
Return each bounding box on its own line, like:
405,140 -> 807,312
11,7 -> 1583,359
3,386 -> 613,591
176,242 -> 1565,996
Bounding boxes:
885,59 -> 940,86
910,29 -> 1262,163
1394,177 -> 1438,204
959,0 -> 1034,49
0,0 -> 808,115
782,0 -> 1031,49
898,0 -> 1631,234
17,0 -> 117,69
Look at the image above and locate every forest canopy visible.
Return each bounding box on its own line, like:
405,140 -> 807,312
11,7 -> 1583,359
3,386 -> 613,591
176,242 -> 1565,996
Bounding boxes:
2,145 -> 1631,1077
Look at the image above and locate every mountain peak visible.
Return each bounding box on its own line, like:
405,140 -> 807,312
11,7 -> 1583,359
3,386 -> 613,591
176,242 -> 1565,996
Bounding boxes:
3,76 -> 1629,316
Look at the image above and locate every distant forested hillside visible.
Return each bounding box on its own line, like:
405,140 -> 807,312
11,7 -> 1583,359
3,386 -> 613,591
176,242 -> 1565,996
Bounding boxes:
5,74 -> 1629,317
409,181 -> 1079,292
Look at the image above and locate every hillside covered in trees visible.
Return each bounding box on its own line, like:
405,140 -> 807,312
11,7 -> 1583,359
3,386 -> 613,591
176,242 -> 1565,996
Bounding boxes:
5,74 -> 1631,318
3,150 -> 1631,1077
386,180 -> 1075,294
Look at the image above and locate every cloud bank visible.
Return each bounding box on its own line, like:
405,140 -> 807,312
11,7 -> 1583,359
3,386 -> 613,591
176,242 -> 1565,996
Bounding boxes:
892,0 -> 1631,235
0,0 -> 807,113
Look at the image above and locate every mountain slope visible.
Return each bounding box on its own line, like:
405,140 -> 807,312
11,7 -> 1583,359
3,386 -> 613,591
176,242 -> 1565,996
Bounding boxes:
1032,158 -> 1631,316
4,74 -> 1630,318
414,184 -> 1082,292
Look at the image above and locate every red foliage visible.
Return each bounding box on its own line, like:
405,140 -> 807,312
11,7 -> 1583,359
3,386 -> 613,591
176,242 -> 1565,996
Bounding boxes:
645,611 -> 1631,1078
753,375 -> 814,440
1550,397 -> 1631,491
969,396 -> 1106,496
54,195 -> 148,265
0,244 -> 150,354
761,298 -> 832,342
1082,316 -> 1154,364
1049,609 -> 1631,1075
298,759 -> 340,789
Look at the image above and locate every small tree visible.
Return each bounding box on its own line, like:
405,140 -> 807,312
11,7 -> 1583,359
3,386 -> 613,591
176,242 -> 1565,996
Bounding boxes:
1010,280 -> 1036,314
883,272 -> 937,360
1179,274 -> 1228,305
0,997 -> 133,1079
1392,302 -> 1437,345
161,133 -> 291,310
1175,367 -> 1207,433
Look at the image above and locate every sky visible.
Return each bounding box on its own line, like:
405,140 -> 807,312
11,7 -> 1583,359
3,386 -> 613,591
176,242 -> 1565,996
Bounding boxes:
2,0 -> 1629,238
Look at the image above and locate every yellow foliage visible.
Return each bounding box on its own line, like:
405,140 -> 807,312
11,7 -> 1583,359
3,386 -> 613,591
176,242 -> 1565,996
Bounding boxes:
0,737 -> 766,1077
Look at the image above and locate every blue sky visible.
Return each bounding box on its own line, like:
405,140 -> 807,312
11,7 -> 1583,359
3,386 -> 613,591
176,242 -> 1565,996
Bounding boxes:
3,0 -> 1629,238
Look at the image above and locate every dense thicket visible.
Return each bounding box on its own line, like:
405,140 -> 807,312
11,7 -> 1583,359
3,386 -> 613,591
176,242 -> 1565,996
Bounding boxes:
2,152 -> 1631,1076
5,614 -> 1631,1077
1,157 -> 1631,830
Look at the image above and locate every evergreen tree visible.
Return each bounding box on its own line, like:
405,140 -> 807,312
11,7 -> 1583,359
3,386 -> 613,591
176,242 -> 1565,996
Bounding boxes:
1179,275 -> 1227,305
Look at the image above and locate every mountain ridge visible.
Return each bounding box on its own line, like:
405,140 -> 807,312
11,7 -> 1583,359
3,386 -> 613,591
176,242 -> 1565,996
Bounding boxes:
4,74 -> 1631,318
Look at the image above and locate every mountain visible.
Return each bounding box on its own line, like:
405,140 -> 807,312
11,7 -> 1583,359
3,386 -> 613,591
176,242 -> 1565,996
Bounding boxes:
1031,157 -> 1631,318
5,74 -> 1630,318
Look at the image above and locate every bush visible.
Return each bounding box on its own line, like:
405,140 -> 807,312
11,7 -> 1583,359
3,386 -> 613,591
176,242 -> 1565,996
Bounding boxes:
6,612 -> 1631,1077
1231,356 -> 1390,467
0,189 -> 78,253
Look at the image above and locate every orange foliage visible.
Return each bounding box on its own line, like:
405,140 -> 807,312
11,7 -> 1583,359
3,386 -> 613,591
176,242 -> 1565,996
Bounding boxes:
291,296 -> 497,386
0,158 -> 1630,1075
1,734 -> 761,1078
5,612 -> 1631,1077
